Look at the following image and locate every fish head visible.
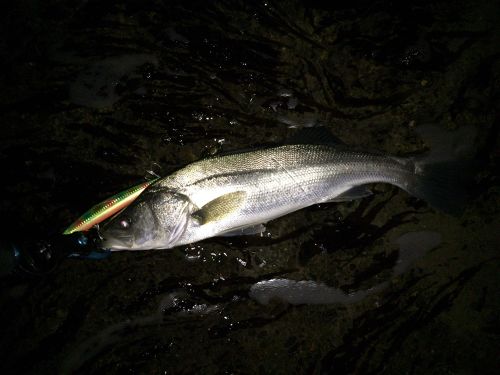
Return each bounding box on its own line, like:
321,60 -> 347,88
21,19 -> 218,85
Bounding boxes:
101,190 -> 192,250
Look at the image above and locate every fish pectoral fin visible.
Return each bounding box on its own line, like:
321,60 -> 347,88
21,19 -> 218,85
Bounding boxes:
220,224 -> 266,237
323,186 -> 372,203
192,191 -> 247,225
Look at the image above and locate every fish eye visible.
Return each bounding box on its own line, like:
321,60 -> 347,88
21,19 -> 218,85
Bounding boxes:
120,218 -> 131,229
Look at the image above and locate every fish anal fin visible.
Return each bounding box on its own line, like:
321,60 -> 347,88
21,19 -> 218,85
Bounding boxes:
220,223 -> 266,237
192,191 -> 247,225
323,186 -> 372,203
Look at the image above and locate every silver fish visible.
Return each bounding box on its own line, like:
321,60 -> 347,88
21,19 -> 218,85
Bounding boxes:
101,129 -> 464,250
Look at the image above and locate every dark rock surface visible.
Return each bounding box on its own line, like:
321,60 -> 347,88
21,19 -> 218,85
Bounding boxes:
0,1 -> 498,374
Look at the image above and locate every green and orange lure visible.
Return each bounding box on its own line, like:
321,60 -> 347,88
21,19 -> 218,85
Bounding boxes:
63,178 -> 159,235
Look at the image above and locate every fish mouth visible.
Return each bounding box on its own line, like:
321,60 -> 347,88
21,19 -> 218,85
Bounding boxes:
101,231 -> 134,250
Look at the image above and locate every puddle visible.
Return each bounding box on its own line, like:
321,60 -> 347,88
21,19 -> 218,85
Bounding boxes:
250,231 -> 442,305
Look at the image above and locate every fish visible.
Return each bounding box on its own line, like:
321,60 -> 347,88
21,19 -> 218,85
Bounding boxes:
63,178 -> 159,234
100,127 -> 468,251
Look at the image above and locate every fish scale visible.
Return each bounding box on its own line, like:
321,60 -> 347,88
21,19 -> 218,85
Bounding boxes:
171,146 -> 412,247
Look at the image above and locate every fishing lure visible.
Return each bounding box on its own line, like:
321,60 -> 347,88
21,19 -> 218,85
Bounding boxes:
63,178 -> 159,235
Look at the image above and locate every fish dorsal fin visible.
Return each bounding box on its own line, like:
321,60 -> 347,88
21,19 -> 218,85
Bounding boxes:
285,126 -> 346,146
204,127 -> 344,160
206,145 -> 275,159
202,127 -> 345,160
192,191 -> 247,225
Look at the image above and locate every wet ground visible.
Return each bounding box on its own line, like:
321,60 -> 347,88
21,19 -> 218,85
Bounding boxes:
0,0 -> 499,374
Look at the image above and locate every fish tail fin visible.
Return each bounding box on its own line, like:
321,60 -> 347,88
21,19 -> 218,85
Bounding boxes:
406,159 -> 467,214
404,124 -> 477,215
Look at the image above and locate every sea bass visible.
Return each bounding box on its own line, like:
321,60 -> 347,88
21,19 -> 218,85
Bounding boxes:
101,128 -> 465,250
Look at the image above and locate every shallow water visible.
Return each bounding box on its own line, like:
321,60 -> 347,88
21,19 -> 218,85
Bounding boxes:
0,1 -> 499,374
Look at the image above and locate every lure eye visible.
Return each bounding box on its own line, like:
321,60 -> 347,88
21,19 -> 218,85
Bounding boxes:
120,218 -> 131,229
